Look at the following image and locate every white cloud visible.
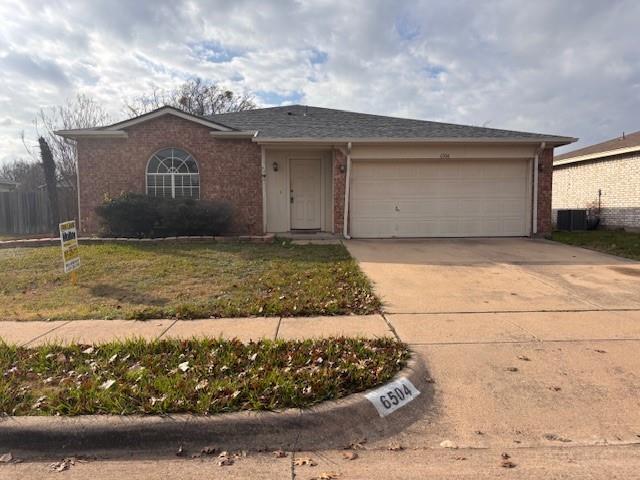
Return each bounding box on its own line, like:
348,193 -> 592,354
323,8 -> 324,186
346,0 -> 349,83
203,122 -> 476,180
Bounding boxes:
1,0 -> 639,164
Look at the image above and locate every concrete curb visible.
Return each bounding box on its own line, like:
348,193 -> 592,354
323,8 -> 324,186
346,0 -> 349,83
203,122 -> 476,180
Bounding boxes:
0,353 -> 431,458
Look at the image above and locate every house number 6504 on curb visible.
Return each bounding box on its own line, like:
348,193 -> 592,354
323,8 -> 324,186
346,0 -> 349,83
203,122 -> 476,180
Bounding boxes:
365,378 -> 421,417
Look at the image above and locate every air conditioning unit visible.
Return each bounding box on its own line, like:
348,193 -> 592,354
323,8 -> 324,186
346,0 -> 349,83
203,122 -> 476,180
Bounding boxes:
556,209 -> 587,231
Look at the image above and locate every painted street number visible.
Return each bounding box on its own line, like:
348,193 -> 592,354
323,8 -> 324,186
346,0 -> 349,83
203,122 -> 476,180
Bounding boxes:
365,378 -> 420,417
59,220 -> 80,273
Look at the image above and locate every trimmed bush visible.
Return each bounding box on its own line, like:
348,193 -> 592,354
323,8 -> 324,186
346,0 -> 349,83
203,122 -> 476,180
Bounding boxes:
95,193 -> 232,237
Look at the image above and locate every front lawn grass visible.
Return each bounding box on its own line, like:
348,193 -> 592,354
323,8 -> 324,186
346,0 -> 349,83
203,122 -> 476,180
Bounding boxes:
552,230 -> 640,261
0,241 -> 380,321
0,337 -> 409,415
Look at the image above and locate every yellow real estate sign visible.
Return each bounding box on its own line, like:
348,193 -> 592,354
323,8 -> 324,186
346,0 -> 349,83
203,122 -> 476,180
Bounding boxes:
59,220 -> 80,273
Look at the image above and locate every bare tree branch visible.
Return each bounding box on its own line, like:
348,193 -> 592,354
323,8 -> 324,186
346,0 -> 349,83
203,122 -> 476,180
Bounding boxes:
24,94 -> 111,195
123,78 -> 257,117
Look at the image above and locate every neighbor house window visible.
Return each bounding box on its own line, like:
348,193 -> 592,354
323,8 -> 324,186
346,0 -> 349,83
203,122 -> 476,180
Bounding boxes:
146,148 -> 200,199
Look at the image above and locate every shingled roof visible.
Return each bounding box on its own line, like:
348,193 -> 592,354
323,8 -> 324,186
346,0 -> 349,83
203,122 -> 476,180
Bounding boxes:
208,105 -> 574,144
56,104 -> 575,145
555,130 -> 640,164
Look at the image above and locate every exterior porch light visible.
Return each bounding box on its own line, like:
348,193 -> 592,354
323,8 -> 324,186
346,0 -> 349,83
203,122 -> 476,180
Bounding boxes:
272,161 -> 279,172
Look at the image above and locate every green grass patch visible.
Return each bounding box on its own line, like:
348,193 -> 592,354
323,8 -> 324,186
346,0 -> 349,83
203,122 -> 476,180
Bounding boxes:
552,230 -> 640,261
0,337 -> 409,415
0,241 -> 380,321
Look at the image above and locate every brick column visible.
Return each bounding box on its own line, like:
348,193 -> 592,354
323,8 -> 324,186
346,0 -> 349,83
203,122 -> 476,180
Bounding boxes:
536,147 -> 554,236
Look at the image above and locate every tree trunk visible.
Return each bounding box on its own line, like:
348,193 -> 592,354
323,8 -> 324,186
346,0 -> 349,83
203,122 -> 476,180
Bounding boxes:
39,137 -> 60,234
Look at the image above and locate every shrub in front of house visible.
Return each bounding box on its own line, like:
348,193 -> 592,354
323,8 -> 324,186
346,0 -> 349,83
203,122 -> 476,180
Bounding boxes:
95,193 -> 232,237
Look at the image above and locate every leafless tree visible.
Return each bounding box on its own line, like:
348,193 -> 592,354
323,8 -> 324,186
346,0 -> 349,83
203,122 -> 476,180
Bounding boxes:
0,158 -> 45,190
123,78 -> 256,117
23,94 -> 112,194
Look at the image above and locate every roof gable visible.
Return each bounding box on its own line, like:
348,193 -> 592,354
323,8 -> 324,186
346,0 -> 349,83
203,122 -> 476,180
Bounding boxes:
103,106 -> 234,132
55,106 -> 236,139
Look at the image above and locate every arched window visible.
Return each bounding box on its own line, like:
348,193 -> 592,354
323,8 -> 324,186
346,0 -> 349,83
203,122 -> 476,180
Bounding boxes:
146,148 -> 200,199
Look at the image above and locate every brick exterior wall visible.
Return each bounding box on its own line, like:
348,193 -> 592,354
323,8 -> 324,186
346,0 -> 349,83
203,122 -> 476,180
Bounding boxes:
536,147 -> 554,236
332,148 -> 347,234
553,151 -> 640,229
77,115 -> 263,235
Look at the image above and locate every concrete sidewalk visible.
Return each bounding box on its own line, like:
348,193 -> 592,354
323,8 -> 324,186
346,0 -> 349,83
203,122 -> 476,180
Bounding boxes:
5,309 -> 640,347
0,314 -> 394,346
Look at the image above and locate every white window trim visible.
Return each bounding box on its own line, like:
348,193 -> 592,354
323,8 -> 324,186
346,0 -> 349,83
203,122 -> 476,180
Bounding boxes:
145,148 -> 200,200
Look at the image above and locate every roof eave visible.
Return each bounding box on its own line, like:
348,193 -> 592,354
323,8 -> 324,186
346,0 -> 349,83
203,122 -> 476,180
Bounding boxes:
554,144 -> 640,166
209,131 -> 258,139
253,136 -> 577,146
55,129 -> 129,139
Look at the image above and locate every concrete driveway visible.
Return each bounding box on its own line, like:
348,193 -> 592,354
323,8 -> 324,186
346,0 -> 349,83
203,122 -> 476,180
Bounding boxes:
346,237 -> 640,313
342,238 -> 640,474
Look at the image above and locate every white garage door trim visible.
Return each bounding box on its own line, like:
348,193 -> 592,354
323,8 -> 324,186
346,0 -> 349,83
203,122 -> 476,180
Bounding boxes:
350,158 -> 532,238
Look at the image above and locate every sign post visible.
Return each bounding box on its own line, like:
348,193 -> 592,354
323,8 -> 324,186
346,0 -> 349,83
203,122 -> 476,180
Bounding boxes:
59,220 -> 80,284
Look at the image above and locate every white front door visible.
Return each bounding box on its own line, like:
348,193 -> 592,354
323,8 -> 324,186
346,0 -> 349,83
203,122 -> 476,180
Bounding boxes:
290,158 -> 322,230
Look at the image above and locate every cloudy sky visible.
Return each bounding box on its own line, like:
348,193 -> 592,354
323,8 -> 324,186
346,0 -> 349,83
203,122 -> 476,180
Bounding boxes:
1,0 -> 639,164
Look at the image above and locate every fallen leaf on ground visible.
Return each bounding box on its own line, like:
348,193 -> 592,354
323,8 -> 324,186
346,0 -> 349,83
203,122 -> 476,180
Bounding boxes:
342,451 -> 358,461
273,450 -> 287,458
108,354 -> 118,364
543,433 -> 571,443
345,438 -> 367,450
311,472 -> 340,479
0,452 -> 13,463
440,440 -> 458,449
178,361 -> 190,372
388,441 -> 404,451
218,457 -> 234,466
32,395 -> 47,410
501,460 -> 517,468
82,347 -> 94,355
201,446 -> 216,455
49,457 -> 84,472
293,457 -> 318,466
100,379 -> 116,390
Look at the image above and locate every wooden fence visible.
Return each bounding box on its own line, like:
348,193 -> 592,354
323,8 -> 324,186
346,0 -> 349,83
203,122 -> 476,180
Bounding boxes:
0,189 -> 77,235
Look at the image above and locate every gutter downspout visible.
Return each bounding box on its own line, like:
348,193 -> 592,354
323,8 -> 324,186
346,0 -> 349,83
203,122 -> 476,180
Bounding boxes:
74,141 -> 81,232
532,141 -> 546,236
343,142 -> 352,239
261,146 -> 267,235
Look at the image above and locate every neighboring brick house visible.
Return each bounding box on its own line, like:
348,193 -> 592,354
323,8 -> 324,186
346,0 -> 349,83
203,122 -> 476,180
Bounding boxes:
553,130 -> 640,229
57,105 -> 574,238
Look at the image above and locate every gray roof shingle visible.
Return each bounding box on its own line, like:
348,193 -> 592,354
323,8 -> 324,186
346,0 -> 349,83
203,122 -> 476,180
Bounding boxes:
555,130 -> 640,161
208,105 -> 573,142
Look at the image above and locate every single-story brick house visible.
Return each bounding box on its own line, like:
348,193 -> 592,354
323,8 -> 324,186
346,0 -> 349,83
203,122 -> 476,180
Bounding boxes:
57,105 -> 575,238
553,130 -> 640,229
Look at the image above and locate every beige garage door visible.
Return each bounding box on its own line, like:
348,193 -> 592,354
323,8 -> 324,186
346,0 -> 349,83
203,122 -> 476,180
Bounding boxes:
350,159 -> 531,238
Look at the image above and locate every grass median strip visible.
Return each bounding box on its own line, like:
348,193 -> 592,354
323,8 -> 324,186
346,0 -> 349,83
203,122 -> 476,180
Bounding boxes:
552,230 -> 640,261
0,337 -> 409,416
0,241 -> 380,321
